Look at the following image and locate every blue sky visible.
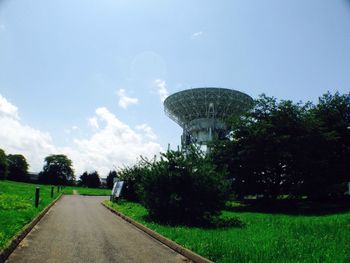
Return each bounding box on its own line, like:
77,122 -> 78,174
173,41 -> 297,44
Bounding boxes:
0,0 -> 350,176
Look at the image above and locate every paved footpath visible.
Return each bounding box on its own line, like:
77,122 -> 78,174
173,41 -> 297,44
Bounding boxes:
6,196 -> 188,263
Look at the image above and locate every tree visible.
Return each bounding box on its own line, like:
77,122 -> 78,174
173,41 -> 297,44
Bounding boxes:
80,171 -> 101,188
88,171 -> 100,188
106,170 -> 117,189
79,171 -> 89,186
213,92 -> 350,200
213,95 -> 311,199
299,92 -> 350,199
0,149 -> 8,180
7,154 -> 29,182
39,154 -> 75,185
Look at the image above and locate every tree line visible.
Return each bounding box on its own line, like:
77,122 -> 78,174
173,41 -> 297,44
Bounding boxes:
0,152 -> 103,188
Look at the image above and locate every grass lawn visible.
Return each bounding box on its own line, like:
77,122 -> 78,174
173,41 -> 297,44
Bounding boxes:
0,180 -> 61,251
62,186 -> 111,196
104,200 -> 350,263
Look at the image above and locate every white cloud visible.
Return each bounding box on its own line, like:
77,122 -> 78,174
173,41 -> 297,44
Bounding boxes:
0,98 -> 57,171
116,89 -> 138,109
135,124 -> 157,140
88,117 -> 99,129
0,94 -> 19,119
153,79 -> 169,102
191,31 -> 203,39
0,95 -> 162,177
65,107 -> 162,176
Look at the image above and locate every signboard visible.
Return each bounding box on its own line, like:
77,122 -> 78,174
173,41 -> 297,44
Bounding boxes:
112,180 -> 124,198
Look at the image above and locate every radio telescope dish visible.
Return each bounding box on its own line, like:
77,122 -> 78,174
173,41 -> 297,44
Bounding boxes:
164,87 -> 253,151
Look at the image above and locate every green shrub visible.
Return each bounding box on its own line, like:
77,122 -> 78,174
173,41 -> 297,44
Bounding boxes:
138,148 -> 230,225
117,163 -> 147,202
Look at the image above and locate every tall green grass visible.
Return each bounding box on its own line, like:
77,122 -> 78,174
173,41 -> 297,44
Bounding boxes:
0,180 -> 61,250
105,201 -> 350,263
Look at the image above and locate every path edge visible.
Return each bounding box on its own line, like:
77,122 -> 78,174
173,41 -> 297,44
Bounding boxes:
0,194 -> 63,263
102,202 -> 213,263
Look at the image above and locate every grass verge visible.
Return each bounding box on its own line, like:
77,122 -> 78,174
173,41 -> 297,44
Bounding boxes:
103,200 -> 350,263
0,180 -> 61,251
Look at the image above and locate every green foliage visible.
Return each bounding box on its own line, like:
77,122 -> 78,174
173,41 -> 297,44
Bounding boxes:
0,180 -> 60,250
7,154 -> 29,182
213,92 -> 350,200
79,171 -> 101,188
137,148 -> 230,225
300,92 -> 350,199
0,149 -> 8,180
105,200 -> 350,263
117,162 -> 147,201
39,154 -> 75,185
106,170 -> 117,189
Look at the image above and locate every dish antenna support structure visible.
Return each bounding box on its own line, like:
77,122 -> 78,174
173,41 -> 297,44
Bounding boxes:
164,87 -> 253,153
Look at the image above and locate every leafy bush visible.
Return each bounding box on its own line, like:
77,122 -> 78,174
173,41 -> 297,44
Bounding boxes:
117,161 -> 149,201
138,148 -> 230,225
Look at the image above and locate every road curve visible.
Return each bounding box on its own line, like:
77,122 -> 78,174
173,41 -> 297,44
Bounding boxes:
6,195 -> 188,263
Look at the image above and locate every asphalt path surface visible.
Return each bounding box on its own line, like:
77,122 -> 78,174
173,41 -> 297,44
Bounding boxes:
6,195 -> 188,263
